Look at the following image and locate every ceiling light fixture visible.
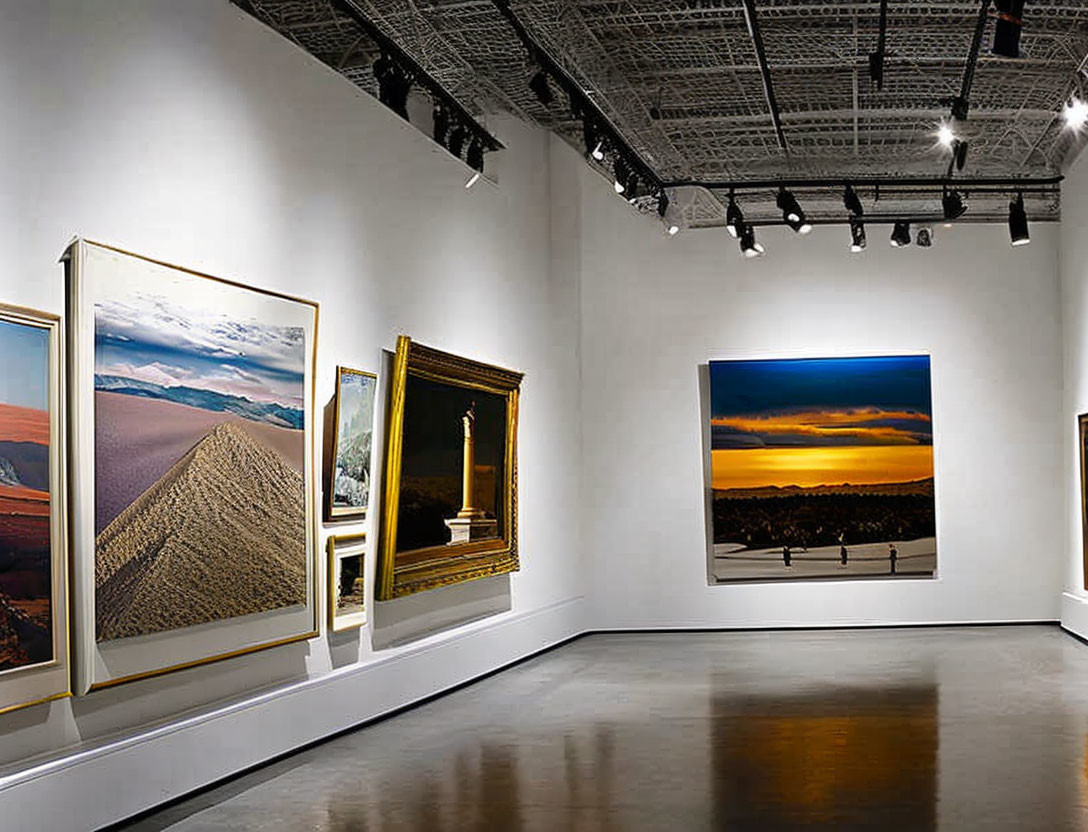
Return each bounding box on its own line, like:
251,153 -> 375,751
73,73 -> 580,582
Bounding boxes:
890,221 -> 912,247
942,189 -> 967,220
739,223 -> 765,258
776,187 -> 812,234
447,125 -> 467,158
937,121 -> 956,149
465,173 -> 481,189
849,218 -> 867,253
726,195 -> 745,238
843,185 -> 864,217
467,139 -> 484,172
613,157 -> 629,194
432,104 -> 449,146
992,0 -> 1025,58
916,226 -> 933,248
528,69 -> 553,106
1064,97 -> 1088,131
1009,192 -> 1030,246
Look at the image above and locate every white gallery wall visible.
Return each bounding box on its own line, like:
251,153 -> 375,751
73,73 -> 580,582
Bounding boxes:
0,2 -> 585,829
0,0 -> 1079,828
1059,150 -> 1088,638
574,162 -> 1065,629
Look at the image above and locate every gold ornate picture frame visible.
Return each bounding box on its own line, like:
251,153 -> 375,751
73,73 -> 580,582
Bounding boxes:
377,336 -> 523,599
327,533 -> 367,632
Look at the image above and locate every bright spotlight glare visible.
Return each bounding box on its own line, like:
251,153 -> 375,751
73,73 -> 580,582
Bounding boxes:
799,223 -> 813,235
464,172 -> 481,189
668,224 -> 680,236
937,121 -> 956,148
1064,98 -> 1088,131
614,180 -> 625,194
592,141 -> 605,161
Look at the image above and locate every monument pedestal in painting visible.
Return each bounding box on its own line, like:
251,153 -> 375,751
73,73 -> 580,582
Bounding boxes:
445,402 -> 498,545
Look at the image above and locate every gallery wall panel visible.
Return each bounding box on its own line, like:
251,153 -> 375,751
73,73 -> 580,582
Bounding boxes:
574,157 -> 1064,629
0,0 -> 585,799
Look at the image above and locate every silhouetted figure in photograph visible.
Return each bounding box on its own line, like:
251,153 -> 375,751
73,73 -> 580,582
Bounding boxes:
783,545 -> 792,568
840,544 -> 848,566
889,543 -> 898,575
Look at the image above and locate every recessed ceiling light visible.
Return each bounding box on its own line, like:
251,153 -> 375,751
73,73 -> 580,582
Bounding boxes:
1064,98 -> 1088,131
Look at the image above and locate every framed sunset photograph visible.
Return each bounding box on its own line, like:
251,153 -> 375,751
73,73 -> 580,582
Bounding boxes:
707,355 -> 936,583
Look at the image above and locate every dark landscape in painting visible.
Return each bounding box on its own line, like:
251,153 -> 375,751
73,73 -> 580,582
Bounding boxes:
0,320 -> 53,671
396,376 -> 505,553
710,356 -> 936,581
93,290 -> 307,641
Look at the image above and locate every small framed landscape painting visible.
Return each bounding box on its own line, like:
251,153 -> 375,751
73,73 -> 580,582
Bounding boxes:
328,367 -> 377,521
376,336 -> 523,599
0,304 -> 69,715
66,239 -> 319,694
327,533 -> 367,632
707,355 -> 937,583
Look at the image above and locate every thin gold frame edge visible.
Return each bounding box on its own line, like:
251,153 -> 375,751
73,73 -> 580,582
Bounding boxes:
327,366 -> 378,522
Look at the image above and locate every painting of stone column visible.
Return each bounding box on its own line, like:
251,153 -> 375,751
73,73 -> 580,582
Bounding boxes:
708,355 -> 936,583
377,337 -> 522,599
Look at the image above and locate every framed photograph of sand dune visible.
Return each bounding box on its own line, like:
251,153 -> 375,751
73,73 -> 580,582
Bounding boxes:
376,336 -> 522,599
327,367 -> 377,521
327,533 -> 367,632
707,355 -> 936,584
65,239 -> 318,694
0,304 -> 69,715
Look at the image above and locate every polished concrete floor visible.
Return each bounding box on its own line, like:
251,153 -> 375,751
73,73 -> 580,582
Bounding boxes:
123,626 -> 1088,831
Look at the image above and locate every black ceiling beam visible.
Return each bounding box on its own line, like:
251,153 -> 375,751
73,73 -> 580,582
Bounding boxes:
740,0 -> 788,152
324,0 -> 504,151
662,174 -> 1062,190
951,0 -> 994,120
487,0 -> 662,191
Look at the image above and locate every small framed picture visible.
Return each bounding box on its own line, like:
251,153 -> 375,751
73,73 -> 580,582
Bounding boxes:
328,533 -> 367,632
328,367 -> 377,521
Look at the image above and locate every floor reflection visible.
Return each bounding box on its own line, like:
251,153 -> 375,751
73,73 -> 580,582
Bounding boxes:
122,627 -> 1088,832
712,685 -> 938,830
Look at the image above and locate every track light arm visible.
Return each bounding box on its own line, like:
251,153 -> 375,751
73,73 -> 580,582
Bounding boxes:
330,0 -> 504,152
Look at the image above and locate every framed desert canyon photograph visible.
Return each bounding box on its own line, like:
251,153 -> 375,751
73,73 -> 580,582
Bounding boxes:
65,239 -> 318,693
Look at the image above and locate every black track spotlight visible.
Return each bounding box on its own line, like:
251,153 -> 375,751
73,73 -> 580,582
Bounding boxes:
849,218 -> 867,253
659,192 -> 684,236
373,53 -> 412,120
1009,192 -> 1030,246
613,157 -> 630,194
447,125 -> 467,159
942,189 -> 967,221
992,0 -> 1025,58
843,184 -> 864,217
868,49 -> 885,90
657,190 -> 669,218
467,139 -> 484,173
890,220 -> 912,248
916,226 -> 933,248
952,138 -> 969,171
726,195 -> 745,239
528,69 -> 553,106
432,104 -> 450,146
625,172 -> 641,202
739,223 -> 765,258
582,119 -> 603,161
776,187 -> 812,234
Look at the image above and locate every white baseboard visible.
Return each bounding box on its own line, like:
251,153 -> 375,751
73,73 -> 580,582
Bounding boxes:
1061,592 -> 1088,643
0,597 -> 585,832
